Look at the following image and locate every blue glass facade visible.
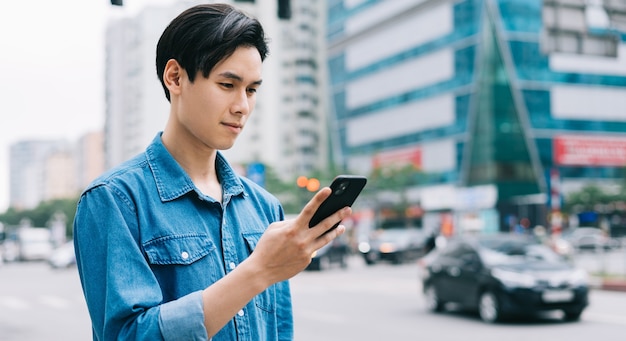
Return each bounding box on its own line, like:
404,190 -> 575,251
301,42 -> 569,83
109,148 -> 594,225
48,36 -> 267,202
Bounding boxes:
492,0 -> 626,177
327,0 -> 626,230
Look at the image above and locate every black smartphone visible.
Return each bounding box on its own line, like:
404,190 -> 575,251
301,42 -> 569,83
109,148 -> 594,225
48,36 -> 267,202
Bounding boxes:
309,175 -> 367,229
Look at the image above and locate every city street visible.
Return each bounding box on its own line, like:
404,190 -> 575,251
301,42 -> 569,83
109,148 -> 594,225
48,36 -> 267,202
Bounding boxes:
1,252 -> 625,341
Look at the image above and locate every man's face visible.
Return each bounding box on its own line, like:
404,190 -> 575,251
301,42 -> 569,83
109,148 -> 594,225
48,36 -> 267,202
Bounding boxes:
176,46 -> 263,151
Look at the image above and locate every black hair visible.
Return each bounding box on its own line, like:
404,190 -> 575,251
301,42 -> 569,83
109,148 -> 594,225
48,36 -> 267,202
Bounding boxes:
156,3 -> 269,102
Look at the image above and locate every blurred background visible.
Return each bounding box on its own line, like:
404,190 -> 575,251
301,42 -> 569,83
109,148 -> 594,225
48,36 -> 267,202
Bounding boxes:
2,0 -> 626,253
1,0 -> 626,339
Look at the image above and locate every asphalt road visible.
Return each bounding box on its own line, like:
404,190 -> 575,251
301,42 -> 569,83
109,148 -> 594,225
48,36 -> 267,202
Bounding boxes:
1,253 -> 625,341
291,255 -> 626,341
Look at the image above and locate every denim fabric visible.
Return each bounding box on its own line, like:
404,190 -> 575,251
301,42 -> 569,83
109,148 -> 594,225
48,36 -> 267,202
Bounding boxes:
74,133 -> 293,341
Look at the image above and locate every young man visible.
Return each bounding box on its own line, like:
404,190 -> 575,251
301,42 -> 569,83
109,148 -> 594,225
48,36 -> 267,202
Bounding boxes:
73,4 -> 350,340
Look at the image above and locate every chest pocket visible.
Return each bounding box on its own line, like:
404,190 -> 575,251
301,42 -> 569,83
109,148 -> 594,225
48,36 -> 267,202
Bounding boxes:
243,232 -> 276,313
143,234 -> 214,265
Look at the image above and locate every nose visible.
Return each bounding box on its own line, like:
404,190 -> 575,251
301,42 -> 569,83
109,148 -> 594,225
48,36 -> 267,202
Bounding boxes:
231,89 -> 251,115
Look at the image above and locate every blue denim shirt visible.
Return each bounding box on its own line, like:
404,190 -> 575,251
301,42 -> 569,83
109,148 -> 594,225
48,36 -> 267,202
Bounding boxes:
73,133 -> 293,341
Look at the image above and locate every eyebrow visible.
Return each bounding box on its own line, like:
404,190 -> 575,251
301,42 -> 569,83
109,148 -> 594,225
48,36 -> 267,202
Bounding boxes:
218,71 -> 263,86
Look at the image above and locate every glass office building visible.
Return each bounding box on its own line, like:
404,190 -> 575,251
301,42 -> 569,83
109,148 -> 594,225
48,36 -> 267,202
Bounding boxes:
327,0 -> 626,232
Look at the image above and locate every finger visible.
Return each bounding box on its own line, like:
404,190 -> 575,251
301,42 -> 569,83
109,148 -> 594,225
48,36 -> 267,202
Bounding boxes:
296,187 -> 332,226
311,206 -> 351,237
312,224 -> 346,250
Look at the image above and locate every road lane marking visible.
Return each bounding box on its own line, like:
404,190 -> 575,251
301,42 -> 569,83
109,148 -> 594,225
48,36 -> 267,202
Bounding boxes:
39,295 -> 70,309
0,296 -> 30,310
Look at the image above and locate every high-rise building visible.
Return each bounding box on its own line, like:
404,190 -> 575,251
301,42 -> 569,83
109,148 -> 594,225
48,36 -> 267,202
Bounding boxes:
43,149 -> 78,202
104,0 -> 329,182
9,140 -> 74,209
76,131 -> 105,191
104,4 -> 179,169
226,0 -> 330,179
326,0 -> 626,232
8,130 -> 104,210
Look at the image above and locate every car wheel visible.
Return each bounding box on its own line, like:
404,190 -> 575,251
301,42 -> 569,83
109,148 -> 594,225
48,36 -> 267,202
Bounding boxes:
364,254 -> 376,266
319,256 -> 331,271
339,254 -> 348,268
564,309 -> 583,321
424,285 -> 444,312
478,291 -> 501,323
307,258 -> 321,271
391,255 -> 401,264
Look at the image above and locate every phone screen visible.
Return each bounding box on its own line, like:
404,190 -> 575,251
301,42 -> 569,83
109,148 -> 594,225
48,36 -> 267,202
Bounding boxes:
309,175 -> 367,228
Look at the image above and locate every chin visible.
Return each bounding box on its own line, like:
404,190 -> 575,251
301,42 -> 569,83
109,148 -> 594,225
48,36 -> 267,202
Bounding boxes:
217,143 -> 236,150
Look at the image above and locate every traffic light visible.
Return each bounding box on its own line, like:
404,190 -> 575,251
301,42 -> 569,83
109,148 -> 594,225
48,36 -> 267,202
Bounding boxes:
277,0 -> 291,19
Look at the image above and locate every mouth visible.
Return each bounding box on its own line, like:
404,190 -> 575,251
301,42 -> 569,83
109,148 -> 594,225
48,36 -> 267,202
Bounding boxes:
222,122 -> 243,133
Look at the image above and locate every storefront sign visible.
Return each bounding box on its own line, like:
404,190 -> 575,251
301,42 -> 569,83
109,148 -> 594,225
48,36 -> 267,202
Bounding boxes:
372,146 -> 421,169
553,135 -> 626,166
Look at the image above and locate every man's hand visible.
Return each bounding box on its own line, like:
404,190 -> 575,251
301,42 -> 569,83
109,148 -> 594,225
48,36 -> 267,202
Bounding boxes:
201,187 -> 351,336
247,187 -> 351,285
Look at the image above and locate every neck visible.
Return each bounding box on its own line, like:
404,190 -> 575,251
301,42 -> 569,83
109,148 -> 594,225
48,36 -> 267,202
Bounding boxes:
161,129 -> 222,202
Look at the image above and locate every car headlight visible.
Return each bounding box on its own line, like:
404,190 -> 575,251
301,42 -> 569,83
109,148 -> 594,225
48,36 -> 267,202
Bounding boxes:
569,268 -> 589,287
358,242 -> 371,253
491,268 -> 535,288
379,242 -> 397,253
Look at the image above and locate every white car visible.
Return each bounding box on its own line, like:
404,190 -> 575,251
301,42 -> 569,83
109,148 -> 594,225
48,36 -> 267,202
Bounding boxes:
48,241 -> 76,268
17,228 -> 54,261
564,227 -> 620,252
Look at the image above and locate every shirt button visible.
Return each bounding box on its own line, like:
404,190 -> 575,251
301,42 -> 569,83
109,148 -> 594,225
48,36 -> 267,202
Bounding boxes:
237,309 -> 244,316
229,262 -> 236,270
181,252 -> 189,260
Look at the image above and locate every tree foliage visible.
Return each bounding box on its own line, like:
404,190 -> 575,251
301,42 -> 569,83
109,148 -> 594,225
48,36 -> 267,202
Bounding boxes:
564,182 -> 626,214
0,197 -> 79,237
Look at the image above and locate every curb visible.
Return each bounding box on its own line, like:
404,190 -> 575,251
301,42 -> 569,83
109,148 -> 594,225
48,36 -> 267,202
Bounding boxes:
601,279 -> 626,292
590,277 -> 626,292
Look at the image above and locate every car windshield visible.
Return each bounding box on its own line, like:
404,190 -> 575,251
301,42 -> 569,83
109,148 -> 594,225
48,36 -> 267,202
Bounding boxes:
477,237 -> 563,265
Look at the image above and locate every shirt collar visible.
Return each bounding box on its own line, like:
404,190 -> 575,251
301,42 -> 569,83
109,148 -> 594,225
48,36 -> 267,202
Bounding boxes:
146,133 -> 244,202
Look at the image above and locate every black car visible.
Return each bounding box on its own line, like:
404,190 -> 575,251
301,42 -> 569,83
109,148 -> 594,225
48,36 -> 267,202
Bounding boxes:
420,233 -> 589,323
306,236 -> 350,271
358,228 -> 428,265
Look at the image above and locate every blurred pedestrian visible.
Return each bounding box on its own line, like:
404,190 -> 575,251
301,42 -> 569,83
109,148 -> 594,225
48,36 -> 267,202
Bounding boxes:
73,4 -> 350,340
514,217 -> 530,234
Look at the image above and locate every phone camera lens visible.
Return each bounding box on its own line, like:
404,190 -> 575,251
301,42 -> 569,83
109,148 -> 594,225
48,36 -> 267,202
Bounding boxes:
334,181 -> 349,195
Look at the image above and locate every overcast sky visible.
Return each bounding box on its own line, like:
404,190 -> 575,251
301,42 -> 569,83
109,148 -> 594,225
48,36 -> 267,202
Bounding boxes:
0,0 -> 177,211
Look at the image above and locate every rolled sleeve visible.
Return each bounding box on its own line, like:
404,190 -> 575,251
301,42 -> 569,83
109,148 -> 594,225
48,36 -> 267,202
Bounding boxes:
160,290 -> 208,341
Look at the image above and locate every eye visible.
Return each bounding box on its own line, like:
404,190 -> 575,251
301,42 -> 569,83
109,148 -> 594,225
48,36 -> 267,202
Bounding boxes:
220,83 -> 234,89
247,87 -> 258,94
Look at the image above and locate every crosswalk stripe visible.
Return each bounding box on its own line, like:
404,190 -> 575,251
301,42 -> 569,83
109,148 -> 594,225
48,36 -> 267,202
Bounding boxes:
39,295 -> 70,309
0,296 -> 30,310
0,295 -> 79,311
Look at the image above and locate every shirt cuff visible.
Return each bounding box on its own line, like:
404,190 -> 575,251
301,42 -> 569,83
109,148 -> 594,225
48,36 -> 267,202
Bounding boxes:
159,290 -> 208,341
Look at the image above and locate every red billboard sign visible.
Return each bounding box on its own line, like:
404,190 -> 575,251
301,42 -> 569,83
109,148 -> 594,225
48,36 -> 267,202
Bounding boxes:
372,146 -> 421,169
553,135 -> 626,166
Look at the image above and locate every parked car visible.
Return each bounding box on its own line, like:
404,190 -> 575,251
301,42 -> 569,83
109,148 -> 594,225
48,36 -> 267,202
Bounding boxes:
1,239 -> 19,262
420,233 -> 589,323
306,236 -> 350,271
48,240 -> 76,269
358,227 -> 428,265
3,227 -> 53,262
563,227 -> 620,252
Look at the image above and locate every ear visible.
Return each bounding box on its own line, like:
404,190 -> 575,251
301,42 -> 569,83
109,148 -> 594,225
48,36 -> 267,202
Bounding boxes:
163,59 -> 183,96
